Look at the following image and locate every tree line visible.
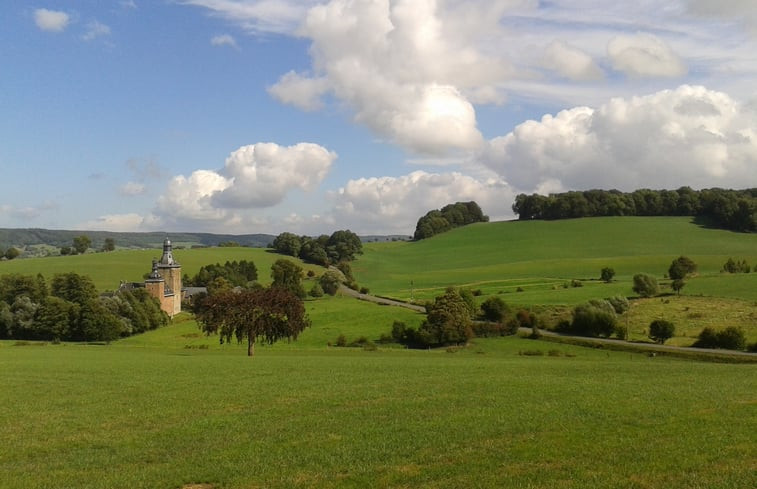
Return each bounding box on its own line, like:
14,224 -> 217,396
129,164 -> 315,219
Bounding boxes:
512,187 -> 757,232
413,201 -> 488,240
271,229 -> 362,266
0,272 -> 168,342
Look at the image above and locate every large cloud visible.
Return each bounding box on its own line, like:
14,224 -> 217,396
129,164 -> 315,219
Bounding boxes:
211,142 -> 336,208
329,170 -> 513,234
268,0 -> 529,154
480,85 -> 757,192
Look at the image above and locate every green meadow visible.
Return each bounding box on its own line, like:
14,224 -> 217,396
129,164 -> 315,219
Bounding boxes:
1,216 -> 756,488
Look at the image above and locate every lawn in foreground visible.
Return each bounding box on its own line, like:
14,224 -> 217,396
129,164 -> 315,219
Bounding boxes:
1,337 -> 755,489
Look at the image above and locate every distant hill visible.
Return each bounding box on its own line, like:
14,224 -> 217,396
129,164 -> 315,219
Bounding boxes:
0,228 -> 276,252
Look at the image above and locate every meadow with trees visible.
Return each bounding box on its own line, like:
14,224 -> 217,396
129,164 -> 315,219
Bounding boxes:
1,195 -> 756,488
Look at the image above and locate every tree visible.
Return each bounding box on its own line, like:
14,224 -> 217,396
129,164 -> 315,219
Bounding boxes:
4,247 -> 20,260
195,287 -> 309,356
102,238 -> 116,252
72,235 -> 91,255
694,326 -> 746,350
480,296 -> 509,323
600,267 -> 615,283
272,232 -> 302,257
418,288 -> 474,347
668,256 -> 697,280
50,273 -> 98,305
568,300 -> 617,337
318,270 -> 342,296
35,296 -> 75,341
648,319 -> 675,344
271,259 -> 305,298
671,279 -> 685,295
632,273 -> 659,298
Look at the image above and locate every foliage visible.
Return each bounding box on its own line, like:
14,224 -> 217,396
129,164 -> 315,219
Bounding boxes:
186,260 -> 258,288
413,201 -> 488,240
318,270 -> 342,296
605,296 -> 630,314
648,319 -> 675,344
668,256 -> 697,280
272,230 -> 363,265
480,296 -> 509,322
195,287 -> 309,356
308,282 -> 324,298
600,267 -> 615,283
102,238 -> 115,252
512,187 -> 757,233
72,235 -> 91,255
722,257 -> 751,273
632,273 -> 660,298
693,326 -> 747,351
0,272 -> 166,342
270,259 -> 305,299
4,247 -> 21,260
411,288 -> 474,347
671,279 -> 685,295
561,300 -> 617,338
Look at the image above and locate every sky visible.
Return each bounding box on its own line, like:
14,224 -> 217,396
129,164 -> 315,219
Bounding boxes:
1,0 -> 756,236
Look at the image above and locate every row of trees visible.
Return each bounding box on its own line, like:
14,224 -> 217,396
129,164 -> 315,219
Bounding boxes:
0,272 -> 168,342
183,260 -> 258,288
272,230 -> 362,266
512,187 -> 757,232
413,201 -> 488,240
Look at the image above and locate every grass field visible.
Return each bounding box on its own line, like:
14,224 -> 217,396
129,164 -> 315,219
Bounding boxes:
354,217 -> 757,303
2,217 -> 756,488
2,319 -> 755,489
0,246 -> 323,292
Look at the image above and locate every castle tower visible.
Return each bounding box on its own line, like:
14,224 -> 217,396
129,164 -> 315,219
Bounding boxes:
156,238 -> 182,317
144,259 -> 166,310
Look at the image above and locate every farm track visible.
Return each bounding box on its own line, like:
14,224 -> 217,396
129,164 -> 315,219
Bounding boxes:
339,285 -> 757,360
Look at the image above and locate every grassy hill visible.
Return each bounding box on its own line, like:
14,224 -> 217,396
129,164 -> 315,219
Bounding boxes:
354,216 -> 757,304
0,246 -> 324,291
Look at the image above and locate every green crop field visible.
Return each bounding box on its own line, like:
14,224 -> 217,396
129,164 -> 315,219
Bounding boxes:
1,217 -> 756,488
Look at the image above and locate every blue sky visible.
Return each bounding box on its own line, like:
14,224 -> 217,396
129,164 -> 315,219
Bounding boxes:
1,1 -> 756,235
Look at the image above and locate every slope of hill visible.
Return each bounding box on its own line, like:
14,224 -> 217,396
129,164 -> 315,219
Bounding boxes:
0,228 -> 276,251
353,216 -> 757,303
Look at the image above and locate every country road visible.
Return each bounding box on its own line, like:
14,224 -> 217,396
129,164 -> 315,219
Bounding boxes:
337,285 -> 757,360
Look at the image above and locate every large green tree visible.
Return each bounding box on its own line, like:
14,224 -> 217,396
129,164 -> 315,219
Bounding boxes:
72,235 -> 91,255
632,273 -> 659,298
196,287 -> 309,356
418,288 -> 474,346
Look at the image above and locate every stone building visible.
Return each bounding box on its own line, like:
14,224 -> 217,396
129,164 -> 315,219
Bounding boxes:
144,238 -> 183,317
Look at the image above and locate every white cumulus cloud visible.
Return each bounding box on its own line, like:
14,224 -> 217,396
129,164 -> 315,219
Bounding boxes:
267,71 -> 329,111
608,33 -> 687,78
212,142 -> 336,208
479,85 -> 757,193
34,8 -> 70,32
157,169 -> 232,222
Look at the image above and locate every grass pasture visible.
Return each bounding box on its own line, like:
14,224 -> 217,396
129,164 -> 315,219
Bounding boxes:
354,217 -> 757,303
1,331 -> 755,489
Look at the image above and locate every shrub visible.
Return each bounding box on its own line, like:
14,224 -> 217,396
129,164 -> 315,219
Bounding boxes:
722,258 -> 750,273
335,334 -> 347,347
693,326 -> 747,350
569,300 -> 617,338
359,286 -> 370,295
614,324 -> 628,340
606,296 -> 630,314
600,267 -> 615,283
318,271 -> 342,296
632,273 -> 659,297
648,319 -> 675,344
309,283 -> 324,298
570,279 -> 583,288
480,296 -> 509,323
